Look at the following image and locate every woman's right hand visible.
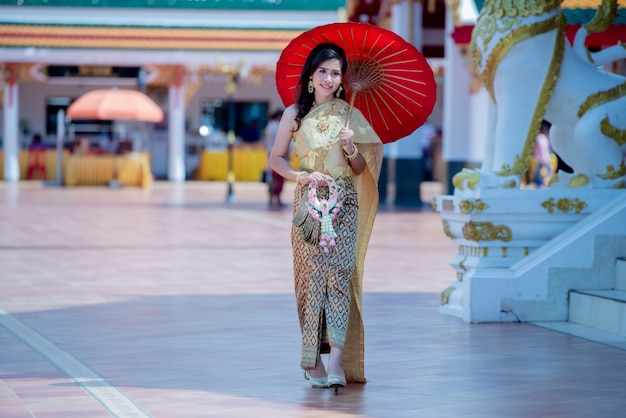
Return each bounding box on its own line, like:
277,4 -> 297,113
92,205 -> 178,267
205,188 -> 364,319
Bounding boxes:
298,171 -> 326,187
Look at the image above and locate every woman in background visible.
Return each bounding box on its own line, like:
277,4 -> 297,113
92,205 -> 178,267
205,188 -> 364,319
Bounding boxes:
265,109 -> 285,207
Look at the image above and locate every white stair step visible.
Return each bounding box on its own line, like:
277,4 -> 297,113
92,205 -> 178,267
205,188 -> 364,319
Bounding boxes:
532,321 -> 626,351
569,290 -> 626,336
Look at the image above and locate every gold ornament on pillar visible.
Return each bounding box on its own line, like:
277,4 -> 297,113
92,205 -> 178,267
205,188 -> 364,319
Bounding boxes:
427,0 -> 437,13
226,73 -> 238,96
4,63 -> 18,107
445,0 -> 462,27
217,59 -> 252,203
173,65 -> 183,108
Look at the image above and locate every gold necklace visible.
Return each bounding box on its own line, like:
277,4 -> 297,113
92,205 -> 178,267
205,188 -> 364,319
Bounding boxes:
315,103 -> 334,134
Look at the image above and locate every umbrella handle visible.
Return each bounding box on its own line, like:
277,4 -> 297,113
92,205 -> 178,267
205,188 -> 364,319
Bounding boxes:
345,89 -> 358,130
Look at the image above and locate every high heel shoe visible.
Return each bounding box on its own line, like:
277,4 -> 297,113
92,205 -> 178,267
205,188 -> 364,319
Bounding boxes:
304,370 -> 328,388
326,374 -> 346,394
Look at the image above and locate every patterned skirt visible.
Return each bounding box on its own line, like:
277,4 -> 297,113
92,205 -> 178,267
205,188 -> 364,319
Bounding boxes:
291,177 -> 358,370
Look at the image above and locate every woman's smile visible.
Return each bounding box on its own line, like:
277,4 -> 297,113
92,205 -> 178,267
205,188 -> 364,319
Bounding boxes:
313,58 -> 342,99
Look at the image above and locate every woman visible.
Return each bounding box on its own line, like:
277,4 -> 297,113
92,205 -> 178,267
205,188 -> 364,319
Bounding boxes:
269,43 -> 382,391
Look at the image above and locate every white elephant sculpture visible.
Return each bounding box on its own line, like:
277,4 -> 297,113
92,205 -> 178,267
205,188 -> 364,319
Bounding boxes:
454,0 -> 626,192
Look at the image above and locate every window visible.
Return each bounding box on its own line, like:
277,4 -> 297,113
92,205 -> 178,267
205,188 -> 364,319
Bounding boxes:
201,99 -> 268,143
46,96 -> 112,140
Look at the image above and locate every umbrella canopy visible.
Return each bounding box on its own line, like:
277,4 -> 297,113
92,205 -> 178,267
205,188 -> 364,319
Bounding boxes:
276,22 -> 437,144
67,88 -> 164,123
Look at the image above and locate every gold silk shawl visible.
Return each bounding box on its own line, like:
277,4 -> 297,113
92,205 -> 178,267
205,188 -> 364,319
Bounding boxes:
293,98 -> 383,383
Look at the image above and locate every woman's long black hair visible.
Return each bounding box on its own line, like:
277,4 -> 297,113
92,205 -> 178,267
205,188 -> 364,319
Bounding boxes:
293,43 -> 348,131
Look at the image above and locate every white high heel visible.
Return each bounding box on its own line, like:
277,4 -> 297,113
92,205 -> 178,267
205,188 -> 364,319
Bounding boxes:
304,370 -> 328,388
326,374 -> 346,394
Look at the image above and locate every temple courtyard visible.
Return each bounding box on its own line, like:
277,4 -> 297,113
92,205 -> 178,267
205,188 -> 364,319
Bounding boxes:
0,181 -> 625,417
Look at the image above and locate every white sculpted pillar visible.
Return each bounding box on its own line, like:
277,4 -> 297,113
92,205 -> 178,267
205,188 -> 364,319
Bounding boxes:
3,63 -> 20,182
168,66 -> 186,182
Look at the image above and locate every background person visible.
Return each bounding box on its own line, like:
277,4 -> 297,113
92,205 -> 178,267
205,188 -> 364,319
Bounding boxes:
28,133 -> 47,151
533,120 -> 553,187
26,133 -> 47,179
418,120 -> 437,181
264,109 -> 285,208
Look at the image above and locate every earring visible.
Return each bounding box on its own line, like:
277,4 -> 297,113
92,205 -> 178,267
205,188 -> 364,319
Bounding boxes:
335,85 -> 343,98
307,78 -> 314,94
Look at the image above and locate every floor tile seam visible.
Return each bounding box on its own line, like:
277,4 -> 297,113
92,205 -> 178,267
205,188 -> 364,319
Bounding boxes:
0,306 -> 152,418
0,378 -> 26,409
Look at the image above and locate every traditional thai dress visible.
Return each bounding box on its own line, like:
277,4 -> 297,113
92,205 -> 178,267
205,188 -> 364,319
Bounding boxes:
291,98 -> 382,383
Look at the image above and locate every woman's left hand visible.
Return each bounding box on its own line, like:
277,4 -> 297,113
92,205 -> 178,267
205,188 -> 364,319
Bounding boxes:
339,127 -> 355,153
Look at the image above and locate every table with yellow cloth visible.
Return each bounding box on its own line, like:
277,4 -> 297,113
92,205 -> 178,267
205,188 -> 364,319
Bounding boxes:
64,152 -> 153,188
0,150 -> 70,181
196,149 -> 299,181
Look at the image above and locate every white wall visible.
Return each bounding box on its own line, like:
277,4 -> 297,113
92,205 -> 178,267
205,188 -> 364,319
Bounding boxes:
15,76 -> 283,148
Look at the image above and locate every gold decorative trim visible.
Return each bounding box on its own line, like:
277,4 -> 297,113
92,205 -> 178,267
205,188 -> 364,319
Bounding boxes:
479,0 -> 561,19
459,245 -> 488,257
459,198 -> 489,214
441,286 -> 455,305
600,116 -> 626,148
452,170 -> 481,191
613,181 -> 626,189
569,174 -> 591,188
541,197 -> 588,214
445,0 -> 462,27
502,247 -> 508,257
477,15 -> 563,102
471,16 -> 521,63
442,220 -> 455,239
523,247 -> 529,256
598,160 -> 626,180
496,15 -> 566,177
584,0 -> 618,34
578,81 -> 626,119
462,221 -> 512,242
458,256 -> 467,272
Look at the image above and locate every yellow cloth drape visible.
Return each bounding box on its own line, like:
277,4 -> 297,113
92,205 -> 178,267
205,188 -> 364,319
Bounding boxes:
197,149 -> 268,181
0,150 -> 70,181
0,150 -> 150,188
65,152 -> 152,188
293,98 -> 383,383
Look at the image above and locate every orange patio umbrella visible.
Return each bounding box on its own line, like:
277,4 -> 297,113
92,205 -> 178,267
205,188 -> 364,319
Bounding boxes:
66,88 -> 163,122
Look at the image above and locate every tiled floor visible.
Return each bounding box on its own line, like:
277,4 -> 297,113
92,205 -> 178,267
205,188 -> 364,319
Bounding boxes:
0,181 -> 625,418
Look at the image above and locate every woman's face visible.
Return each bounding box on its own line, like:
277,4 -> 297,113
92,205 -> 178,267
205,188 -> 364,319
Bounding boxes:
311,58 -> 342,101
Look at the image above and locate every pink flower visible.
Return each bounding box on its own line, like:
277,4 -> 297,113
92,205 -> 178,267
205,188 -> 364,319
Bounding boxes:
305,174 -> 344,253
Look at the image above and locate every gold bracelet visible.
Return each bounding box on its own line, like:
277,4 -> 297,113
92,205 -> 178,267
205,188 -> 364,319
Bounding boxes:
295,171 -> 306,185
344,144 -> 359,160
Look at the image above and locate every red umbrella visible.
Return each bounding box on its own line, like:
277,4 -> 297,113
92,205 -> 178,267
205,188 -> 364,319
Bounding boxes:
276,22 -> 436,144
